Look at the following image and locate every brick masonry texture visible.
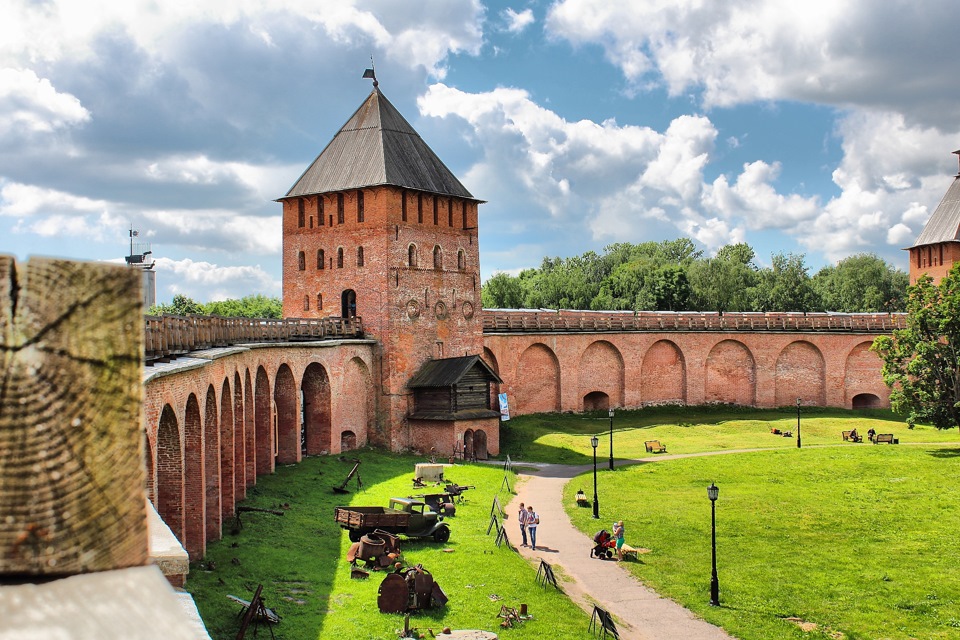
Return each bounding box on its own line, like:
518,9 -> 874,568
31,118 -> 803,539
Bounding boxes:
482,330 -> 889,414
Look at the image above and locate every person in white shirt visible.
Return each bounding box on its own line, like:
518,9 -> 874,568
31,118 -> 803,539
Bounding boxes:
526,505 -> 540,550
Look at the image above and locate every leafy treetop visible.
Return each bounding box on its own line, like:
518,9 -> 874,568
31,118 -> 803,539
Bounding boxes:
873,264 -> 960,430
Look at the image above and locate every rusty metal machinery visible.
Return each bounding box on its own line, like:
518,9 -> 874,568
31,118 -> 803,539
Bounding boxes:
377,565 -> 447,614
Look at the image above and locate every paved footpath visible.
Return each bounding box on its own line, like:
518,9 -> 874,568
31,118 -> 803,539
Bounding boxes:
505,459 -> 736,640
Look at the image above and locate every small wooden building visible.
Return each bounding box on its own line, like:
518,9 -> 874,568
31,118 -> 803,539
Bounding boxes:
407,355 -> 502,420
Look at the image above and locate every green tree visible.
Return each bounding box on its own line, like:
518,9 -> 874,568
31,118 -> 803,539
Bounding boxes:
149,293 -> 203,316
872,266 -> 960,430
688,243 -> 759,312
754,252 -> 818,312
482,272 -> 524,308
812,254 -> 909,312
203,295 -> 282,318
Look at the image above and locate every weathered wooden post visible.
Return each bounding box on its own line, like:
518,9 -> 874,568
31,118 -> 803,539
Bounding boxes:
0,256 -> 205,638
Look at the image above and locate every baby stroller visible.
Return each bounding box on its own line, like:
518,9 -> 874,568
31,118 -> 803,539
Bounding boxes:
590,530 -> 617,559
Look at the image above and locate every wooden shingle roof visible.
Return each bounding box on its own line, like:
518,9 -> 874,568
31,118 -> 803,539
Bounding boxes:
283,88 -> 479,201
911,175 -> 960,248
407,355 -> 502,389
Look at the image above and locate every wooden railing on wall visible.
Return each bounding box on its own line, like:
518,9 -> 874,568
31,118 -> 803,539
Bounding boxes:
481,309 -> 907,334
144,315 -> 364,363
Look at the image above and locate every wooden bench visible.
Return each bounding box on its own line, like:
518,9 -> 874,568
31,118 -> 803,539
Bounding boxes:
874,433 -> 897,444
842,430 -> 863,443
644,440 -> 667,454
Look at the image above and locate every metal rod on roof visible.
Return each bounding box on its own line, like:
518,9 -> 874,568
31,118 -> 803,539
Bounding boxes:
362,56 -> 378,87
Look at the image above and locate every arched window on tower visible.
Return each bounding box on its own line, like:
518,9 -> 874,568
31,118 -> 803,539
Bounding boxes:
318,196 -> 325,226
433,196 -> 438,225
417,193 -> 423,223
357,246 -> 364,267
337,247 -> 344,268
357,190 -> 364,223
408,244 -> 417,268
341,289 -> 357,318
297,199 -> 305,227
298,251 -> 305,271
303,295 -> 309,311
448,198 -> 453,226
317,249 -> 325,270
458,249 -> 466,270
337,193 -> 344,224
317,293 -> 323,310
433,245 -> 442,270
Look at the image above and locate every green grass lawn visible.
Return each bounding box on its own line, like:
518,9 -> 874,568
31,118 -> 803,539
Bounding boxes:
186,408 -> 960,639
186,450 -> 591,639
566,445 -> 960,640
500,405 -> 960,464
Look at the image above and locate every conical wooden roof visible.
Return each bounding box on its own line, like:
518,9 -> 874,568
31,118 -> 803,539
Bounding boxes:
911,175 -> 960,248
284,88 -> 479,200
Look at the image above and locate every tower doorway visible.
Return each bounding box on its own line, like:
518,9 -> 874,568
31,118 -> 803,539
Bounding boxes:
341,289 -> 357,318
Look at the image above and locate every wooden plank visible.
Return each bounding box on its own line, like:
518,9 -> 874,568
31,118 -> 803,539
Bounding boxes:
0,256 -> 147,575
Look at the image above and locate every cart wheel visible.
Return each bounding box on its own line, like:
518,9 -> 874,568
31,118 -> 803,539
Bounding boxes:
433,526 -> 450,543
349,530 -> 362,543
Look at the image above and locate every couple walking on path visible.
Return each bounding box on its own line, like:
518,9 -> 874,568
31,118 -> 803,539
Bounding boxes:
517,502 -> 540,550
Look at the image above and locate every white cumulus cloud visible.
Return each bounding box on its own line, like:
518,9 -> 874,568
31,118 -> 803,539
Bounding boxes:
0,68 -> 89,136
502,8 -> 535,34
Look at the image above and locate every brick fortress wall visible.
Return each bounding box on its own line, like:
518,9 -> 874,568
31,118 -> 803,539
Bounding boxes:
481,311 -> 894,415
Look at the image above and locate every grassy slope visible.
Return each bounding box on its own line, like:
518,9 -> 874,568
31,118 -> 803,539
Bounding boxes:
186,451 -> 591,639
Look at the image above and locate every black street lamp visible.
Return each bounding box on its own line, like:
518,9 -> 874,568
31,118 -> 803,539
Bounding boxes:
591,435 -> 600,519
608,407 -> 615,471
796,397 -> 802,449
707,482 -> 720,607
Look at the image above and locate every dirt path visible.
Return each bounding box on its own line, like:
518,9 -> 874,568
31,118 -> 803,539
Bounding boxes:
504,455 -> 741,640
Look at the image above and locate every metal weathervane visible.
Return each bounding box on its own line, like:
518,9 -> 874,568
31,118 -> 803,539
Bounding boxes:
362,56 -> 378,87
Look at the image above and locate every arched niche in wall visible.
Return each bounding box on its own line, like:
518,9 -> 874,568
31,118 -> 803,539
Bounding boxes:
203,385 -> 221,544
641,340 -> 686,405
275,364 -> 299,465
219,378 -> 235,525
578,340 -> 624,410
302,362 -> 332,455
156,404 -> 183,544
516,343 -> 561,414
704,339 -> 756,405
775,341 -> 826,406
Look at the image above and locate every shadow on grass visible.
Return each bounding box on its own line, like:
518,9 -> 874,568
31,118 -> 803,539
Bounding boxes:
926,447 -> 960,458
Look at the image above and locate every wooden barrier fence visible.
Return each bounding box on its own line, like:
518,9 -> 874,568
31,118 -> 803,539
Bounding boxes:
145,315 -> 364,363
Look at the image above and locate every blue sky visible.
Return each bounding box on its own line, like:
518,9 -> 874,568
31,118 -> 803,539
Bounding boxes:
2,0 -> 959,302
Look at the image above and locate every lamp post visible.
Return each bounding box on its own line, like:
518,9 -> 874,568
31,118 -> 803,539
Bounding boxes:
608,407 -> 615,471
707,482 -> 720,607
796,397 -> 802,449
591,435 -> 600,519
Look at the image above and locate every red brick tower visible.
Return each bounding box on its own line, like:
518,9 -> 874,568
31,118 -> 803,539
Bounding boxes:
278,86 -> 499,455
907,150 -> 960,284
